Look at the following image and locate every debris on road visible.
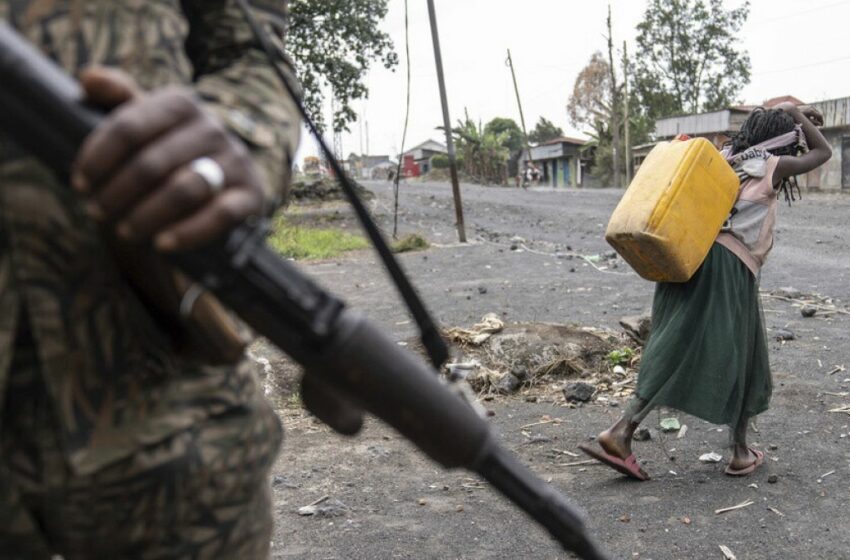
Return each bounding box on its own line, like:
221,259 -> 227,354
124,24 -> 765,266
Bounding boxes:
719,544 -> 737,560
633,427 -> 652,441
817,470 -> 836,483
559,460 -> 597,467
298,496 -> 349,518
801,305 -> 818,318
768,474 -> 779,484
519,416 -> 562,430
715,500 -> 754,515
564,382 -> 595,402
768,506 -> 785,517
827,365 -> 846,376
619,315 -> 652,346
828,404 -> 850,416
660,417 -> 681,433
445,313 -> 504,346
677,425 -> 688,439
495,372 -> 521,394
773,328 -> 796,341
699,452 -> 723,463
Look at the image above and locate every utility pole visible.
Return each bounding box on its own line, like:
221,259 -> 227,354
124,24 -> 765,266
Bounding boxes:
506,49 -> 533,174
606,4 -> 622,188
427,0 -> 466,243
622,40 -> 632,186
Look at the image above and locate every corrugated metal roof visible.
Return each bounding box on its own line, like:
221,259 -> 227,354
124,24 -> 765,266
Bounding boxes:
655,110 -> 734,137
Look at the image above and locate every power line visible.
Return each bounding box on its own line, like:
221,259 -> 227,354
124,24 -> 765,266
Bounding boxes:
748,0 -> 850,26
754,54 -> 850,75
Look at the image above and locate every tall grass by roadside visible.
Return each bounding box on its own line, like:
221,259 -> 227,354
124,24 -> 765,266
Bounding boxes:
269,218 -> 369,259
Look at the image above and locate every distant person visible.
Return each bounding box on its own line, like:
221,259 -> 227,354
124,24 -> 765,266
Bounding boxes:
580,102 -> 831,480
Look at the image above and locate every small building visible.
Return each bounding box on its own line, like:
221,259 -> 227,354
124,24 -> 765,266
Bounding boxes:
802,96 -> 850,191
519,136 -> 586,188
347,154 -> 396,180
638,94 -> 850,191
402,140 -> 448,177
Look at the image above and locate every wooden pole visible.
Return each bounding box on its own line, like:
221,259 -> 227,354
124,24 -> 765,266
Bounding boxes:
427,0 -> 466,243
623,40 -> 631,186
506,49 -> 534,173
606,5 -> 622,188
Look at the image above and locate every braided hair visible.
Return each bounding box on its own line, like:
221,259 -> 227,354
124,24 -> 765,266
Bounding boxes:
729,107 -> 803,204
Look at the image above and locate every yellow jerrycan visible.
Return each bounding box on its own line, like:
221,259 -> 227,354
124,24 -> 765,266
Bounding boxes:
605,137 -> 739,282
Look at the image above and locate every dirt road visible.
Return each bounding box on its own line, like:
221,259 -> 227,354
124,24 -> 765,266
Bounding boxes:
269,181 -> 850,559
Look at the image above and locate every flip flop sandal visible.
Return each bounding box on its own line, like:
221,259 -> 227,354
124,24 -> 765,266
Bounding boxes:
725,448 -> 765,476
578,444 -> 650,481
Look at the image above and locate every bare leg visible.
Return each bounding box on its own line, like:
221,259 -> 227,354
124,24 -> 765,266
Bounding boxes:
597,397 -> 650,460
728,415 -> 759,470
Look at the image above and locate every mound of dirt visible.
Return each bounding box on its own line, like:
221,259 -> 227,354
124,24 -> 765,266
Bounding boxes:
444,314 -> 638,400
289,177 -> 374,203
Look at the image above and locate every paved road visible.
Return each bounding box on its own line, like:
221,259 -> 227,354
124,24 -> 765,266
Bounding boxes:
271,181 -> 850,559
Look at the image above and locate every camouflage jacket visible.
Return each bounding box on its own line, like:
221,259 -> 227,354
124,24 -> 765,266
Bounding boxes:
0,0 -> 300,475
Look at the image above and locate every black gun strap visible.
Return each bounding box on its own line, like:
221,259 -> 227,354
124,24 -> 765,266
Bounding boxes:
233,0 -> 448,369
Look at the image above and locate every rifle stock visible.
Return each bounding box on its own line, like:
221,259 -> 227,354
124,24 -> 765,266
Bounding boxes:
0,21 -> 608,560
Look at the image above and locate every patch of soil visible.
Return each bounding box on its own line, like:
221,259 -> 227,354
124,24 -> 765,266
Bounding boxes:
443,317 -> 639,400
289,177 -> 374,203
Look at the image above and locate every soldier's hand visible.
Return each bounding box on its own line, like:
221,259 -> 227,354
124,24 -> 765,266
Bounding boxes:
72,67 -> 266,252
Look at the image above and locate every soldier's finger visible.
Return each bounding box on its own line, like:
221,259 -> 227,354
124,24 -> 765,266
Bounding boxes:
72,88 -> 198,195
92,120 -> 228,224
116,163 -> 217,242
154,188 -> 262,252
79,66 -> 141,109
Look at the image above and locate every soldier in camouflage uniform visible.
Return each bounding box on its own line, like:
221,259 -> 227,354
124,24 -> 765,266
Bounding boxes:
0,1 -> 301,558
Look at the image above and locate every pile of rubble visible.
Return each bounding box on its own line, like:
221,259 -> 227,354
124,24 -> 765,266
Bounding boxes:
289,177 -> 374,203
443,313 -> 651,403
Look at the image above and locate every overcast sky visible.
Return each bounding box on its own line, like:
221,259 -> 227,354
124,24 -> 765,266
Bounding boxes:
296,0 -> 850,163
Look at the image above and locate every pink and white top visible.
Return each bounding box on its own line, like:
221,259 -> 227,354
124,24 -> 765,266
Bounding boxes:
715,156 -> 781,277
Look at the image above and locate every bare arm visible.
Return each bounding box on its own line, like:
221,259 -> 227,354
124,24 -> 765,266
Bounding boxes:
774,101 -> 832,184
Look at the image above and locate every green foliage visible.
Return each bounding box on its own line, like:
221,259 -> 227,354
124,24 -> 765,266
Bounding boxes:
289,0 -> 398,132
392,233 -> 430,253
484,117 -> 525,153
633,0 -> 751,119
441,113 -> 510,184
528,117 -> 564,145
269,218 -> 369,259
607,347 -> 635,367
431,154 -> 450,169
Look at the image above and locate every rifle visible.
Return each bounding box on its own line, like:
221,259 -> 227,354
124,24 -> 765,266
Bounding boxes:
0,21 -> 608,560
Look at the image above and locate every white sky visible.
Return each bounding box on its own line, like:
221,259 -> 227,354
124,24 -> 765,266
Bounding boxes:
297,0 -> 850,163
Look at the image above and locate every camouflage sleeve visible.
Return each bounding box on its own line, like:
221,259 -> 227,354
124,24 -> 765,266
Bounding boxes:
180,0 -> 301,209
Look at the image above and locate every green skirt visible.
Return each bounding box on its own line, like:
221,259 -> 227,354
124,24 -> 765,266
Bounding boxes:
635,243 -> 772,427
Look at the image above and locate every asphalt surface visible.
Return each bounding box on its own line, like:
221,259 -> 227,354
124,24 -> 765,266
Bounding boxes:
269,180 -> 850,560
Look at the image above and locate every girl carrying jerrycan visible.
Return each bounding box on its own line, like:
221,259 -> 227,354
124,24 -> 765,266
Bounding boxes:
581,102 -> 832,479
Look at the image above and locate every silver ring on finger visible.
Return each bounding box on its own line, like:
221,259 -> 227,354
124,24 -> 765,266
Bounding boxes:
190,156 -> 226,195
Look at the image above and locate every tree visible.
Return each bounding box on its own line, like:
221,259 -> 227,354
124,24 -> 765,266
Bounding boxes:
484,118 -> 525,153
633,0 -> 751,119
528,117 -> 564,145
567,51 -> 618,184
442,113 -> 510,184
288,0 -> 398,132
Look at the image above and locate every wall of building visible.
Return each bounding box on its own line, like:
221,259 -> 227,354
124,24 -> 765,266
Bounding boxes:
800,129 -> 845,191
